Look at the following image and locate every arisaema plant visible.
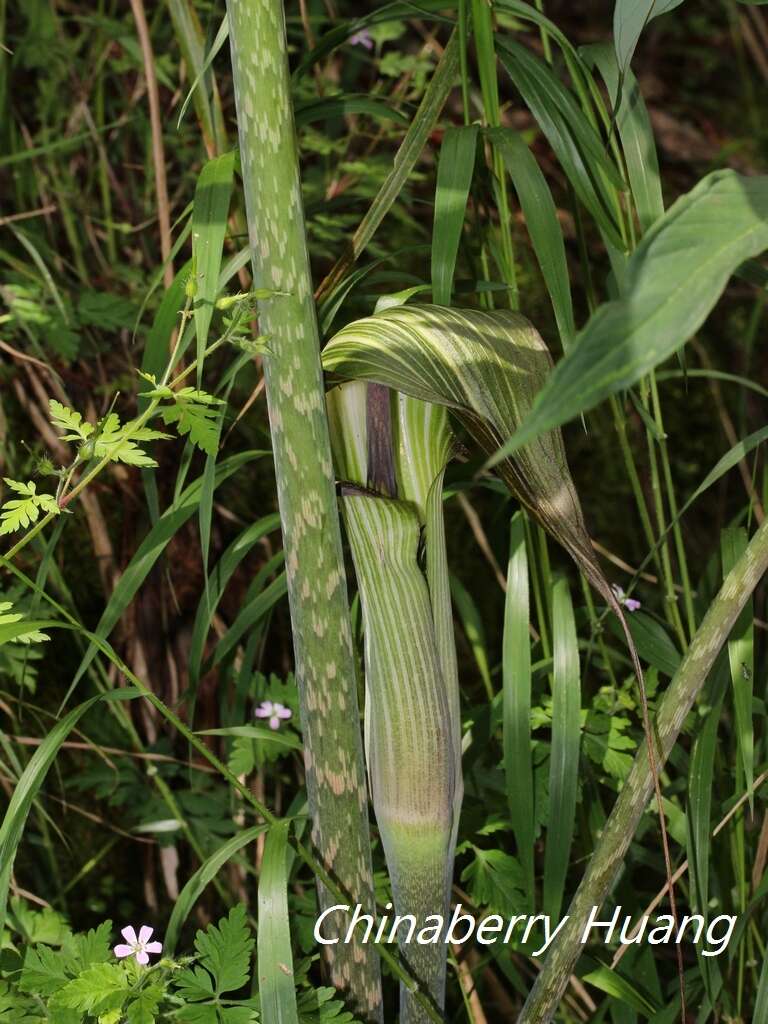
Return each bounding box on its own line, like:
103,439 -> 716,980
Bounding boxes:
327,378 -> 461,1021
322,302 -> 674,1018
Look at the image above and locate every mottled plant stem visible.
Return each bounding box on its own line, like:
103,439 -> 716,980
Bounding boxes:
225,2 -> 382,1018
519,516 -> 768,1023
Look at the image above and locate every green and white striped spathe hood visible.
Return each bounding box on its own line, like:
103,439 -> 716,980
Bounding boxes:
322,303 -> 612,608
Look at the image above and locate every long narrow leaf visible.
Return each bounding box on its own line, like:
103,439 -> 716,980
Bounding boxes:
613,0 -> 685,72
542,577 -> 581,921
585,43 -> 664,233
67,451 -> 265,696
722,528 -> 755,804
316,31 -> 459,302
503,512 -> 535,908
489,127 -> 575,347
192,150 -> 235,382
0,691 -> 139,935
431,125 -> 478,306
166,825 -> 267,955
258,820 -> 299,1024
497,40 -> 625,250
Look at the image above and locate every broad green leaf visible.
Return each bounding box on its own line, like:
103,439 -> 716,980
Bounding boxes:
19,945 -> 69,996
543,577 -> 581,922
613,0 -> 685,72
158,389 -> 224,455
608,610 -> 681,677
488,127 -> 575,347
503,512 -> 535,909
431,125 -> 478,306
460,847 -> 526,917
257,821 -> 299,1024
497,171 -> 768,460
0,480 -> 59,536
126,986 -> 164,1024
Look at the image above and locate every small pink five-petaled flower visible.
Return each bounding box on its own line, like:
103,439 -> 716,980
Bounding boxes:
114,925 -> 163,965
255,700 -> 292,731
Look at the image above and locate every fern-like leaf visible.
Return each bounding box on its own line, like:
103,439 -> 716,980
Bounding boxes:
0,480 -> 59,536
49,400 -> 93,443
157,388 -> 224,456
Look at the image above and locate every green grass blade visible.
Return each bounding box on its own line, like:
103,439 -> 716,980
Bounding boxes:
450,574 -> 493,700
192,150 -> 235,383
140,259 -> 192,399
686,666 -> 726,1008
503,511 -> 535,909
175,12 -> 229,132
472,0 -> 501,123
542,576 -> 581,922
489,126 -> 575,347
188,514 -> 281,691
585,43 -> 664,233
756,951 -> 768,1021
721,527 -> 755,805
316,31 -> 459,303
166,0 -> 227,153
294,95 -> 409,129
257,820 -> 299,1024
0,691 -> 138,936
582,965 -> 659,1016
208,571 -> 287,669
613,0 -> 685,72
431,124 -> 478,306
497,40 -> 625,250
67,450 -> 265,697
165,824 -> 267,955
495,171 -> 768,460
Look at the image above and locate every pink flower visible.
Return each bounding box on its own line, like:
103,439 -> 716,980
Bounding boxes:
255,700 -> 292,731
612,584 -> 641,613
349,29 -> 374,50
114,925 -> 162,965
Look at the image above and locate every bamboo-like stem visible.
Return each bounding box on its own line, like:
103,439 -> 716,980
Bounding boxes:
225,3 -> 382,1017
518,516 -> 768,1022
